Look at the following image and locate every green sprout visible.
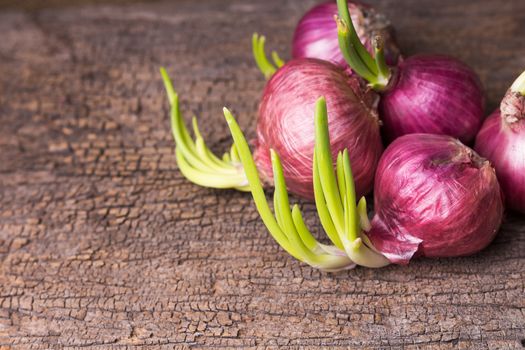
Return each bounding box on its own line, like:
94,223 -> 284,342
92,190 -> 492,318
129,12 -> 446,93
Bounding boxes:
224,97 -> 390,270
252,33 -> 285,80
312,98 -> 389,268
335,0 -> 391,90
160,67 -> 249,191
223,107 -> 355,272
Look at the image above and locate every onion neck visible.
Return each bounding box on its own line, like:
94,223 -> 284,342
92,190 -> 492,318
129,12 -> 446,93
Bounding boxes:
502,69 -> 525,124
452,144 -> 487,169
510,70 -> 525,96
336,0 -> 391,91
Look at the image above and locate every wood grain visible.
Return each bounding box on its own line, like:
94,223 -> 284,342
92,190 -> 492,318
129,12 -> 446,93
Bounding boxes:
0,0 -> 524,348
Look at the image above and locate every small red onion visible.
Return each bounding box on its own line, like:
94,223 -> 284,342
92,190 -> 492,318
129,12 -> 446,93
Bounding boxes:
292,1 -> 400,68
254,58 -> 383,199
367,133 -> 504,264
475,73 -> 525,213
379,55 -> 486,144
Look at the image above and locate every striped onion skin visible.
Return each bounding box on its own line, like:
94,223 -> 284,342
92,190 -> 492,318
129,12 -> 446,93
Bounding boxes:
368,133 -> 503,264
379,55 -> 485,144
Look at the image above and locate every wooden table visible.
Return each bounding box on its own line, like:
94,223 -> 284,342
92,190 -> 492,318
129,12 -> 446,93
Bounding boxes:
1,0 -> 524,348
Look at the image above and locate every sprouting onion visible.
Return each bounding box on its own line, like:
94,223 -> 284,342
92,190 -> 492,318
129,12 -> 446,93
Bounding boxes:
160,67 -> 249,191
224,97 -> 389,270
335,0 -> 485,144
252,33 -> 285,79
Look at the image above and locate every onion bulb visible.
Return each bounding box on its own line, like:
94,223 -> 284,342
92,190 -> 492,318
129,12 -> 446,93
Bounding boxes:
475,70 -> 525,213
379,55 -> 485,144
367,133 -> 504,264
292,1 -> 400,68
253,58 -> 383,199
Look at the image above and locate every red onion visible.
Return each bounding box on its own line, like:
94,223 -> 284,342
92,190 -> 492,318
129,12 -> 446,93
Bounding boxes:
335,0 -> 485,144
253,58 -> 383,199
367,133 -> 504,264
475,71 -> 525,213
379,55 -> 486,144
292,1 -> 400,68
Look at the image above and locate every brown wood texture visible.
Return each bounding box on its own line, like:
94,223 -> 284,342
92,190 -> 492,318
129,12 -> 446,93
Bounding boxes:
1,0 -> 524,348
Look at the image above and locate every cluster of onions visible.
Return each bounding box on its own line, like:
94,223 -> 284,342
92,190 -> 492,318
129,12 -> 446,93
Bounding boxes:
247,0 -> 488,199
159,0 -> 513,270
475,70 -> 525,214
161,67 -> 505,267
292,1 -> 401,68
224,97 -> 504,268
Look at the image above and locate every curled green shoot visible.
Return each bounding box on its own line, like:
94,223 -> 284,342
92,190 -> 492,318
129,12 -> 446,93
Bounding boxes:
335,0 -> 391,90
313,97 -> 390,268
335,17 -> 377,83
335,1 -> 377,76
223,108 -> 355,272
510,69 -> 525,96
252,33 -> 285,80
160,67 -> 249,191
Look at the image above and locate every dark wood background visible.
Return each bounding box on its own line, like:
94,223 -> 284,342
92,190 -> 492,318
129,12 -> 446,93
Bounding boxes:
0,0 -> 524,348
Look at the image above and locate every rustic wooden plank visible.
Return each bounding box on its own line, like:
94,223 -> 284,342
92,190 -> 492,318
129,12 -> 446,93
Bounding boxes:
0,0 -> 524,348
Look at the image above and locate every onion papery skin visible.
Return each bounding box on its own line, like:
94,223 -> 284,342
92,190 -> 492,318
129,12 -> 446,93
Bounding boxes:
254,58 -> 383,199
379,55 -> 485,144
292,1 -> 400,68
367,133 -> 504,264
475,91 -> 525,213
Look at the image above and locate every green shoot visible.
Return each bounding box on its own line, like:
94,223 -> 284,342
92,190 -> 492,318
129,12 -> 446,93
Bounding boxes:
252,33 -> 285,80
313,97 -> 390,268
160,67 -> 249,191
223,108 -> 355,272
335,0 -> 391,90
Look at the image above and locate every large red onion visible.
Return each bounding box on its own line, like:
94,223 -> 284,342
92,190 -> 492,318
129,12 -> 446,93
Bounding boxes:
292,1 -> 400,68
379,55 -> 486,144
475,72 -> 525,213
253,58 -> 383,199
367,133 -> 504,264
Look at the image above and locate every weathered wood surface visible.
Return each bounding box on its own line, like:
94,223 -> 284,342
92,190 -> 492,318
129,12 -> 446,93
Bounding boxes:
0,0 -> 524,348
